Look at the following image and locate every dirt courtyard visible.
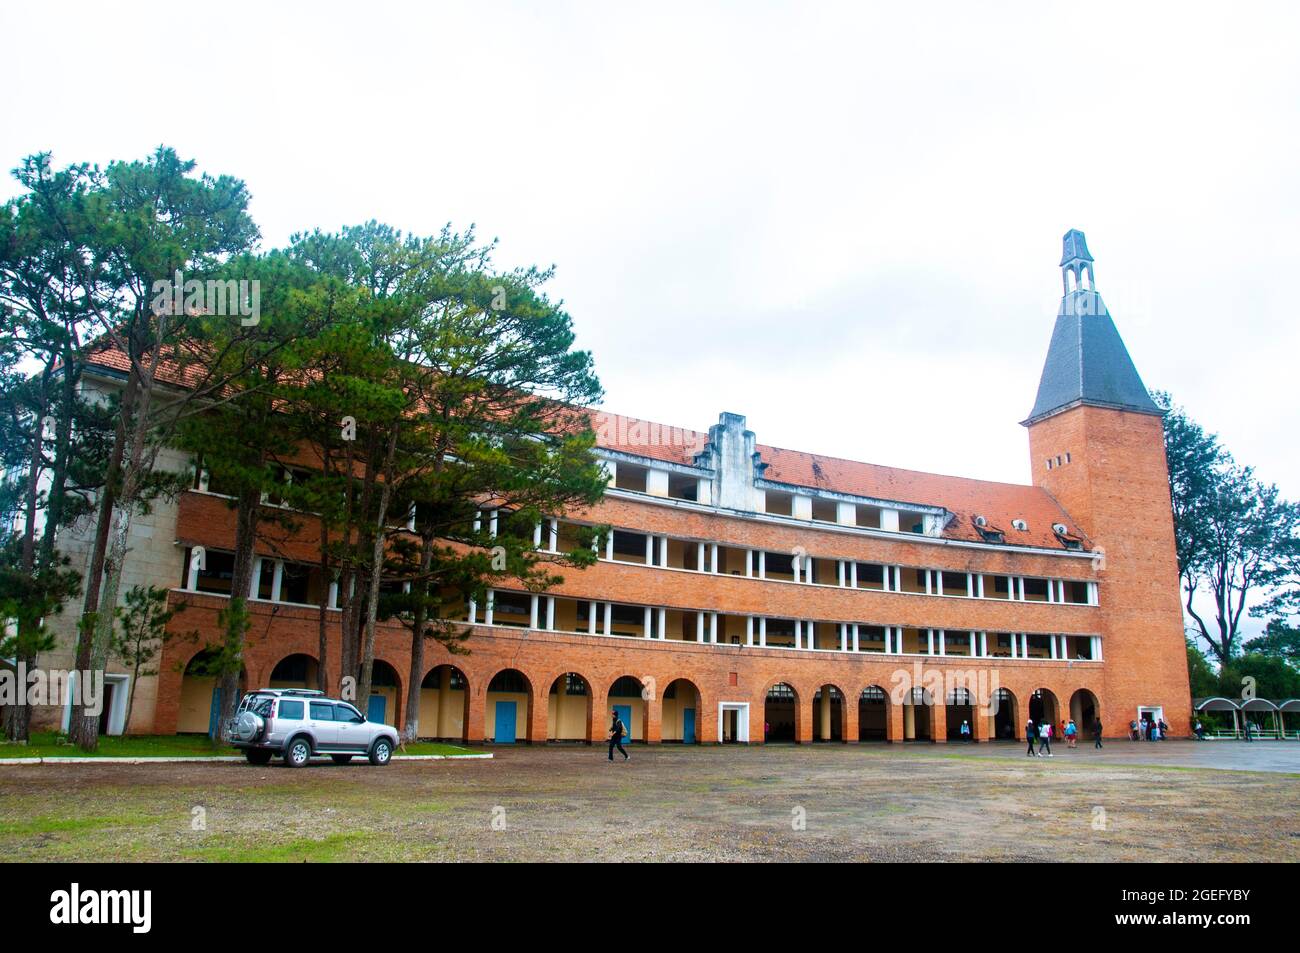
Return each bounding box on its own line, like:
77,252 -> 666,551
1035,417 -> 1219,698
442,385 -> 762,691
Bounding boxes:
2,741 -> 1297,862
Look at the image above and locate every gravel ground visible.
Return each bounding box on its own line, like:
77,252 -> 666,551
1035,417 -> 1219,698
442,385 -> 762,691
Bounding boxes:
1,742 -> 1296,862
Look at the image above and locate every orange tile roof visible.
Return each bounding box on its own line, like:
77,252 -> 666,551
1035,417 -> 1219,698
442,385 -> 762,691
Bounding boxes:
592,411 -> 1089,551
83,347 -> 1089,552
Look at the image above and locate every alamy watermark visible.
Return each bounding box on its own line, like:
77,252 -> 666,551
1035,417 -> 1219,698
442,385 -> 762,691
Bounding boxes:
0,663 -> 103,716
151,269 -> 260,326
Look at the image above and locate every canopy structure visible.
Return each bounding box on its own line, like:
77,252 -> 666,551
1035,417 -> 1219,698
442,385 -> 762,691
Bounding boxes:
1192,697 -> 1297,739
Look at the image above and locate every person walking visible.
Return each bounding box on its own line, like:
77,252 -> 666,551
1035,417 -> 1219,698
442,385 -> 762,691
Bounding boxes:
607,710 -> 629,762
1025,718 -> 1037,757
959,719 -> 971,742
1092,717 -> 1103,749
1065,719 -> 1077,749
1129,719 -> 1139,741
1038,720 -> 1052,756
1244,719 -> 1254,742
1194,719 -> 1206,740
1158,718 -> 1168,741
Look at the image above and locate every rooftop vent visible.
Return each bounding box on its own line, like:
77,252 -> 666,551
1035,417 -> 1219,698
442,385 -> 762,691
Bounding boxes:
973,515 -> 988,528
1011,519 -> 1028,532
1052,523 -> 1068,536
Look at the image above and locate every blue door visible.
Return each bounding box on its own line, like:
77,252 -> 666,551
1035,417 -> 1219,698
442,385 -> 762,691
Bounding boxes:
208,685 -> 222,737
367,694 -> 387,725
682,707 -> 696,745
494,701 -> 517,743
614,704 -> 633,744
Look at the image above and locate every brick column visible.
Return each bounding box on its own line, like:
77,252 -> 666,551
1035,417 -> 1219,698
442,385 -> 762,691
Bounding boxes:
888,700 -> 905,743
747,699 -> 764,745
644,696 -> 662,744
972,707 -> 990,743
795,694 -> 813,744
844,696 -> 859,743
465,686 -> 485,743
584,694 -> 601,745
698,696 -> 718,743
526,689 -> 547,744
931,703 -> 948,742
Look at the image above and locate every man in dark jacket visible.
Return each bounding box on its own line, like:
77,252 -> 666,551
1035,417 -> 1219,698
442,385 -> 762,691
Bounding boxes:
1092,718 -> 1103,749
608,711 -> 629,762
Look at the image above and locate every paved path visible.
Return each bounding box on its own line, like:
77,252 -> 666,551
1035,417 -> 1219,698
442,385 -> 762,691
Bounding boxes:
915,738 -> 1300,773
2,741 -> 1297,861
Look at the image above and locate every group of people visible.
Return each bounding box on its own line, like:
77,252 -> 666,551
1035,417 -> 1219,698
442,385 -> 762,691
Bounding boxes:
1025,716 -> 1102,756
1128,717 -> 1169,741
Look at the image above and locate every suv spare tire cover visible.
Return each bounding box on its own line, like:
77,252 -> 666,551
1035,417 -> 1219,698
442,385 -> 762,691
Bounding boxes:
235,711 -> 263,742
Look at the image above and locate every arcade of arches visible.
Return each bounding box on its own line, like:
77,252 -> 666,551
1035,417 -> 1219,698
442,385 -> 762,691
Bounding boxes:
173,651 -> 1103,746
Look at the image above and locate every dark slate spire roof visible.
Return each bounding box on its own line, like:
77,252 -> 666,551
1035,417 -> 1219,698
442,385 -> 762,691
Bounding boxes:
1060,228 -> 1093,265
1024,231 -> 1162,425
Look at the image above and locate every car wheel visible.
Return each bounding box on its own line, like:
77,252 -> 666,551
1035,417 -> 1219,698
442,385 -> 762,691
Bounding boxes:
330,754 -> 353,764
244,749 -> 273,765
368,737 -> 393,766
284,737 -> 312,768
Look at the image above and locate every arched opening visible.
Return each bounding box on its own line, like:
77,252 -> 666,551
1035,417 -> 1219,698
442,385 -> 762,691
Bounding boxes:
366,660 -> 401,727
548,672 -> 592,742
992,688 -> 1018,740
662,678 -> 701,744
945,687 -> 976,741
764,683 -> 797,742
269,653 -> 319,689
177,649 -> 246,735
419,664 -> 469,741
606,675 -> 646,743
904,687 -> 932,741
1069,688 -> 1099,732
858,685 -> 888,741
487,669 -> 532,744
812,684 -> 844,741
1029,688 -> 1060,731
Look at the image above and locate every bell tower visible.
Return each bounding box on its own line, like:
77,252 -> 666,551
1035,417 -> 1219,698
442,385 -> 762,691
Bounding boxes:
1023,229 -> 1191,734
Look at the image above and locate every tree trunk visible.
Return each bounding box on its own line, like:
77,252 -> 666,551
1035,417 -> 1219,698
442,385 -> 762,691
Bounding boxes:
68,374 -> 136,749
356,426 -> 400,710
214,486 -> 262,741
401,532 -> 436,743
5,386 -> 47,742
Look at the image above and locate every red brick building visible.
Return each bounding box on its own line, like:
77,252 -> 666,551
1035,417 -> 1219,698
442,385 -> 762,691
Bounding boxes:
49,229 -> 1192,744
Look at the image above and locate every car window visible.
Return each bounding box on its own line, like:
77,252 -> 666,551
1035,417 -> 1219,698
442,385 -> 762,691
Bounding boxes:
277,700 -> 305,720
334,704 -> 364,724
252,697 -> 274,717
309,702 -> 334,721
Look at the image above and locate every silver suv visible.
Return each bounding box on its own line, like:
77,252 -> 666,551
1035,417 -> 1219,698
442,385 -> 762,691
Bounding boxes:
229,689 -> 399,767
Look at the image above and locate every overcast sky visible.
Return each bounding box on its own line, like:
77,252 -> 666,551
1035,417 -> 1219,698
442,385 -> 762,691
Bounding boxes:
2,2 -> 1296,506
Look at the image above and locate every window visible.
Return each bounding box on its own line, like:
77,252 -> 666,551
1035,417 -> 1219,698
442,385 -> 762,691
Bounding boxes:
277,700 -> 305,720
309,702 -> 335,721
610,529 -> 648,561
613,463 -> 648,493
279,563 -> 313,604
488,670 -> 528,693
557,674 -> 587,696
764,490 -> 793,516
811,498 -> 838,523
491,591 -> 532,627
667,473 -> 698,501
609,676 -> 642,698
334,704 -> 364,723
187,549 -> 236,595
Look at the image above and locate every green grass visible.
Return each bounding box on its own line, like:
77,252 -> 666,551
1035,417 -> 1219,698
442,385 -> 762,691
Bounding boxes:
0,732 -> 237,759
396,741 -> 486,757
182,831 -> 370,863
0,733 -> 485,759
0,812 -> 153,835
